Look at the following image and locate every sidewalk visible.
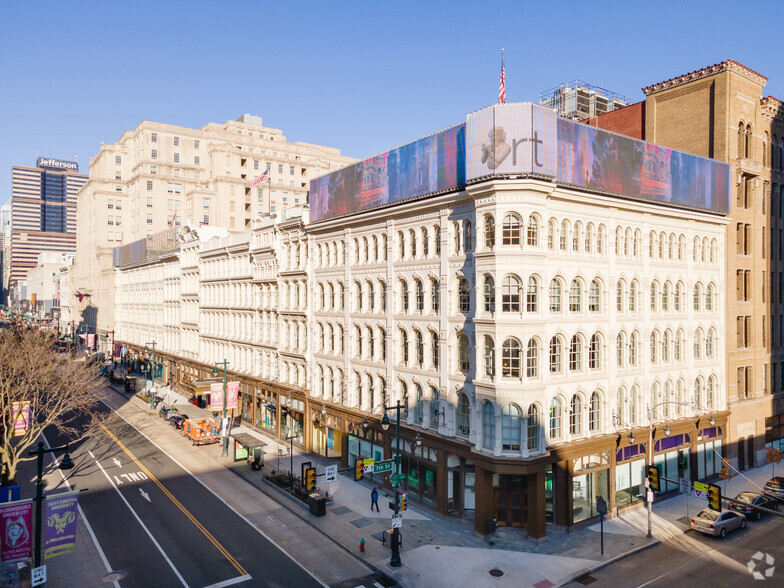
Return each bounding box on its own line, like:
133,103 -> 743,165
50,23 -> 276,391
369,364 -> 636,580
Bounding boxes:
32,378 -> 784,588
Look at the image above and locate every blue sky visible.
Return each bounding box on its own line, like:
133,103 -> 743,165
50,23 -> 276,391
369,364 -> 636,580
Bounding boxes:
1,0 -> 782,206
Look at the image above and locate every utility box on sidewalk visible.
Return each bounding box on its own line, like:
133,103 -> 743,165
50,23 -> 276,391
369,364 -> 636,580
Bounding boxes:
308,493 -> 326,517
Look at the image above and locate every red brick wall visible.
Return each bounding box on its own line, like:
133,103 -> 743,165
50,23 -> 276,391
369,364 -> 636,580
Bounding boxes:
586,101 -> 645,140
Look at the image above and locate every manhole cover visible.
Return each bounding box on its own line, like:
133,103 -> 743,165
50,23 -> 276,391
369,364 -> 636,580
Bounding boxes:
575,575 -> 597,585
489,569 -> 504,577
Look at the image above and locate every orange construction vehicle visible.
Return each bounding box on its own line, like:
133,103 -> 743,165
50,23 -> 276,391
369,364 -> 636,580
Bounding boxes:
181,418 -> 220,446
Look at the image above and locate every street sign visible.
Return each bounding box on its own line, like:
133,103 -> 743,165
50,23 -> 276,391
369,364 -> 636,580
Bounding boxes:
679,478 -> 691,495
32,566 -> 46,587
390,472 -> 405,486
325,464 -> 337,484
391,513 -> 402,528
647,490 -> 654,503
374,460 -> 394,474
362,458 -> 375,473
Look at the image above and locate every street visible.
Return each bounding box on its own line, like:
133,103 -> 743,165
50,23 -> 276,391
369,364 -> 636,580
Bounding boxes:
564,511 -> 784,587
45,400 -> 322,588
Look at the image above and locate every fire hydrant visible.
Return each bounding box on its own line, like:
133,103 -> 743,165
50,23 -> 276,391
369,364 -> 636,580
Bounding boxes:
360,538 -> 365,552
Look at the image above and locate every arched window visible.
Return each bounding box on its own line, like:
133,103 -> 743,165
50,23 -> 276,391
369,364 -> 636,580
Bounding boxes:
527,405 -> 540,450
589,279 -> 600,312
329,283 -> 336,309
400,329 -> 409,364
453,221 -> 461,254
549,336 -> 562,373
573,222 -> 582,252
368,281 -> 375,311
431,279 -> 440,313
502,214 -> 522,245
569,334 -> 582,371
413,383 -> 423,423
548,218 -> 557,250
589,333 -> 601,369
422,228 -> 429,257
674,329 -> 683,362
502,275 -> 522,312
706,328 -> 715,359
356,281 -> 363,312
458,278 -> 470,312
549,397 -> 562,439
484,275 -> 495,312
597,224 -> 606,254
550,278 -> 562,312
662,330 -> 670,362
372,236 -> 379,261
570,395 -> 582,435
318,323 -> 325,352
526,338 -> 539,377
693,284 -> 701,311
560,220 -> 569,251
527,276 -> 539,312
527,215 -> 539,246
400,279 -> 409,313
457,393 -> 471,436
706,376 -> 715,409
502,405 -> 521,450
368,327 -> 375,359
629,385 -> 638,425
662,282 -> 670,312
705,284 -> 714,312
463,220 -> 472,252
355,325 -> 363,358
616,332 -> 625,368
415,330 -> 424,365
431,331 -> 439,368
616,281 -> 624,312
415,279 -> 424,312
409,230 -> 417,258
585,224 -> 594,253
674,282 -> 682,312
569,279 -> 581,312
629,281 -> 637,312
457,333 -> 470,371
484,215 -> 495,248
328,324 -> 335,352
482,402 -> 495,448
484,336 -> 495,377
738,121 -> 746,157
398,231 -> 405,260
650,331 -> 658,364
319,284 -> 325,310
650,281 -> 658,312
502,338 -> 521,378
629,331 -> 638,366
589,392 -> 600,432
694,378 -> 703,411
616,387 -> 625,425
694,329 -> 702,360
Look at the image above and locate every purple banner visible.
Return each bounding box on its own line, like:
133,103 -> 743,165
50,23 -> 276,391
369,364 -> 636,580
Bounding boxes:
11,402 -> 30,437
226,381 -> 239,411
0,499 -> 33,563
210,382 -> 224,411
44,491 -> 79,560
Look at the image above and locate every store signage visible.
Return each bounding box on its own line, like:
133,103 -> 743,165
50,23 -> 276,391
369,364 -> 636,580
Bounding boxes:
37,157 -> 78,171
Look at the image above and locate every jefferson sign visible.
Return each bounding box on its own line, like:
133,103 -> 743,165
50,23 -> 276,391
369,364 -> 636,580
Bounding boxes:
37,157 -> 78,172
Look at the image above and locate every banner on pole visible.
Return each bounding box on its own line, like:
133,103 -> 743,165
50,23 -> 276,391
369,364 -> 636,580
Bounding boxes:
0,499 -> 33,562
11,402 -> 31,436
86,334 -> 95,348
44,491 -> 79,560
226,381 -> 240,411
210,383 -> 224,411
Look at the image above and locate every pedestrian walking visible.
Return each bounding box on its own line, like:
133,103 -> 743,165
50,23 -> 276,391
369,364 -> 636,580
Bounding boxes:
371,487 -> 380,512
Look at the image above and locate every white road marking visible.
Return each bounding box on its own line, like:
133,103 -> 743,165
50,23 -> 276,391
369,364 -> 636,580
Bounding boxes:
88,450 -> 96,459
95,459 -> 188,587
113,457 -> 122,467
140,489 -> 151,502
99,396 -> 325,587
42,434 -> 120,588
203,575 -> 252,588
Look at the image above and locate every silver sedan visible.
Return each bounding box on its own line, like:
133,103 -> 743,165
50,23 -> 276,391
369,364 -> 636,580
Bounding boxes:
690,508 -> 746,538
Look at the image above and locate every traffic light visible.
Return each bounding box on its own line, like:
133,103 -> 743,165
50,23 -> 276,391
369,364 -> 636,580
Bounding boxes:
305,467 -> 316,492
399,493 -> 407,511
707,484 -> 721,512
646,465 -> 660,492
355,460 -> 364,481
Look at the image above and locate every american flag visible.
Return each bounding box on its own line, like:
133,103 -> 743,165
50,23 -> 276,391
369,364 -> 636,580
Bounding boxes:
498,50 -> 506,104
250,170 -> 270,189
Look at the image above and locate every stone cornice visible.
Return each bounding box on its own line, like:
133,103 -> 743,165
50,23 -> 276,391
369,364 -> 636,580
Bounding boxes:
642,60 -> 767,97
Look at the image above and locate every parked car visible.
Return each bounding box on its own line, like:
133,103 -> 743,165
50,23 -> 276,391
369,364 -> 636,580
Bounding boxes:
690,508 -> 746,538
762,477 -> 784,501
170,414 -> 188,430
730,492 -> 778,520
159,406 -> 180,421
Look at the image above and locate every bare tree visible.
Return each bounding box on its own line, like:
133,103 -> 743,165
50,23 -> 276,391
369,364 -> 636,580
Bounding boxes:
0,328 -> 104,486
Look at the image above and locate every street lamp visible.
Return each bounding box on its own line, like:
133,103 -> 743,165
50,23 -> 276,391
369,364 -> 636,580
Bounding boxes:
29,441 -> 74,567
380,399 -> 404,568
145,341 -> 157,409
213,360 -> 230,457
284,426 -> 300,492
645,400 -> 695,538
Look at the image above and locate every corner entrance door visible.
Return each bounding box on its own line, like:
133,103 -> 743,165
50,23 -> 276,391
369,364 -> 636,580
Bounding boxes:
493,475 -> 527,527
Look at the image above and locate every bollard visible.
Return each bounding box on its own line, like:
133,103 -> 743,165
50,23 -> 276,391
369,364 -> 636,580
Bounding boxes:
360,538 -> 365,552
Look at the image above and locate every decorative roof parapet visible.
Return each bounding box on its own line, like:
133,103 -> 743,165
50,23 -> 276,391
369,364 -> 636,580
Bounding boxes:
642,60 -> 768,96
761,96 -> 784,123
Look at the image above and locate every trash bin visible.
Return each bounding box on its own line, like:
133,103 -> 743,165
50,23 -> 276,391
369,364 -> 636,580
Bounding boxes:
308,493 -> 326,517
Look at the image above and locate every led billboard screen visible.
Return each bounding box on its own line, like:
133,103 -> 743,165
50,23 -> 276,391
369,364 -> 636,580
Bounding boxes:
556,118 -> 730,214
309,124 -> 465,222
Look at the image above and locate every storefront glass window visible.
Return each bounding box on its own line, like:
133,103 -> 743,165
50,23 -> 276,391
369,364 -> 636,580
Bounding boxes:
615,459 -> 645,507
573,469 -> 609,523
241,393 -> 252,423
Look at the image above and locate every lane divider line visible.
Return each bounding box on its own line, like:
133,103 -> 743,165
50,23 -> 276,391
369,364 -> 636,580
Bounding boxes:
202,575 -> 252,588
95,459 -> 189,587
98,422 -> 249,578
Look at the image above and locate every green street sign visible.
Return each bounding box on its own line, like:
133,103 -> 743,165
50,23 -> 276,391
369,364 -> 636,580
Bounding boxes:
374,461 -> 394,474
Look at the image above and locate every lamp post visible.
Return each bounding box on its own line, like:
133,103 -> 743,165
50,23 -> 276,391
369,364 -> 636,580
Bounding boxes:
284,426 -> 299,492
213,360 -> 230,457
380,399 -> 405,568
29,441 -> 74,567
645,400 -> 695,538
145,341 -> 157,409
141,363 -> 150,395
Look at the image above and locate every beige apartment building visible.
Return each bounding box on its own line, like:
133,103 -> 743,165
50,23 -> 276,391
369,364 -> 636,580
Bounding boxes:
595,60 -> 784,469
72,114 -> 356,339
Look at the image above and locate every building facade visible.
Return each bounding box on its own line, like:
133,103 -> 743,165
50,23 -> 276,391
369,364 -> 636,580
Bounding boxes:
9,158 -> 86,305
114,103 -> 731,539
73,114 -> 356,341
593,60 -> 784,470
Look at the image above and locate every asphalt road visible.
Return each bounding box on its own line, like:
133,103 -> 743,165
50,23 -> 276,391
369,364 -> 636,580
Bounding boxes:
48,404 -> 322,588
564,511 -> 784,587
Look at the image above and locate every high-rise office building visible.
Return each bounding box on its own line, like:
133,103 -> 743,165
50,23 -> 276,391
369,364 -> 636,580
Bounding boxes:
9,158 -> 87,305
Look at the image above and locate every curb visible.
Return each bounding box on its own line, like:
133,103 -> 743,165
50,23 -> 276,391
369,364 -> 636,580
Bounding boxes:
557,538 -> 661,587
